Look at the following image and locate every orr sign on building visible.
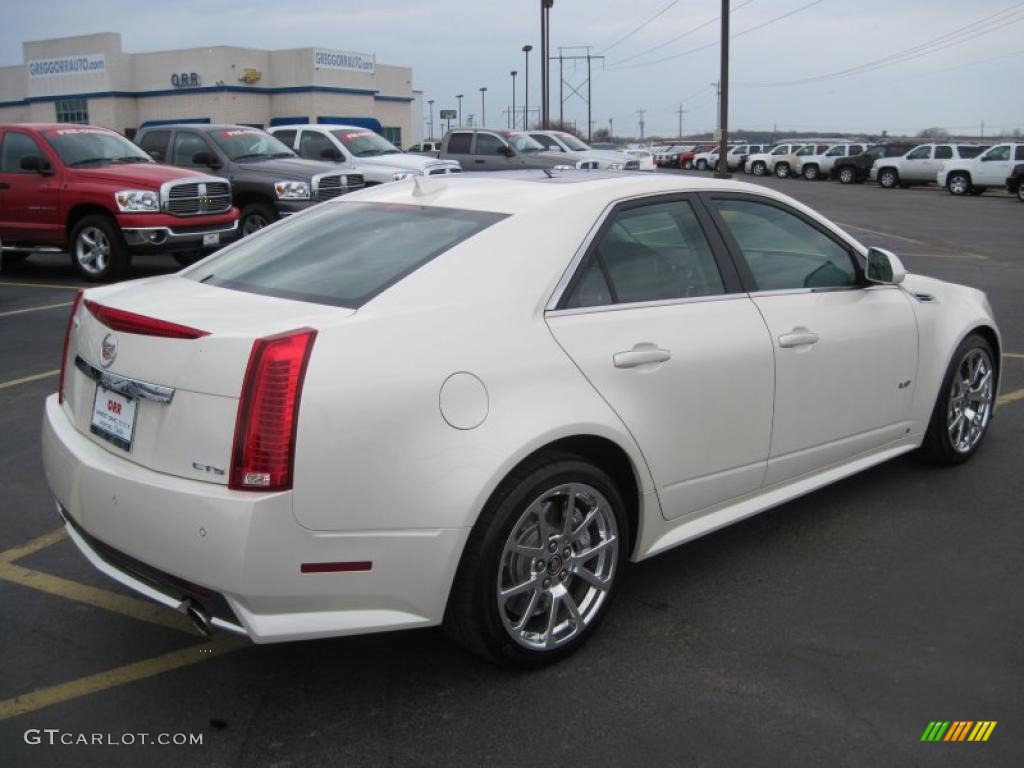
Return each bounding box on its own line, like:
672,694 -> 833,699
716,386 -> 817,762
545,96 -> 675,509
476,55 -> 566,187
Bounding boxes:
0,33 -> 421,146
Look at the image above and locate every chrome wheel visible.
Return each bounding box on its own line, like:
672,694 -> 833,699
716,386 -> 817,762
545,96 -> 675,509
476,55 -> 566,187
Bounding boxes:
1018,184 -> 1024,202
775,163 -> 789,178
839,167 -> 855,184
803,165 -> 818,180
74,226 -> 110,276
752,162 -> 766,176
946,348 -> 994,454
948,174 -> 970,196
497,482 -> 619,651
879,169 -> 897,188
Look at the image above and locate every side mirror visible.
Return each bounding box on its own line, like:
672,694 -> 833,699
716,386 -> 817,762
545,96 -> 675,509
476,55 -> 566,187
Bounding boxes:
191,151 -> 219,167
320,147 -> 342,161
865,247 -> 906,285
20,155 -> 51,174
499,145 -> 515,157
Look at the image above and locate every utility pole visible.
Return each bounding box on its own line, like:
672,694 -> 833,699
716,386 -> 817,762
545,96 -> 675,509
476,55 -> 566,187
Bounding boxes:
541,1 -> 554,128
676,103 -> 688,139
609,117 -> 613,139
456,94 -> 464,127
427,99 -> 435,140
558,52 -> 564,124
980,120 -> 985,138
637,109 -> 646,141
523,45 -> 533,130
715,0 -> 731,178
480,87 -> 487,126
510,72 -> 517,129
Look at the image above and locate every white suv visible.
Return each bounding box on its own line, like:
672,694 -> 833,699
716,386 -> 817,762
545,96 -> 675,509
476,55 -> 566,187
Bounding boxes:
871,143 -> 987,189
795,143 -> 867,181
744,144 -> 802,177
937,143 -> 1024,196
270,125 -> 461,185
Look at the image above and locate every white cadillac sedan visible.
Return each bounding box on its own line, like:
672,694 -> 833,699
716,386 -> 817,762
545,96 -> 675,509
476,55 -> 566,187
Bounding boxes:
43,172 -> 1001,667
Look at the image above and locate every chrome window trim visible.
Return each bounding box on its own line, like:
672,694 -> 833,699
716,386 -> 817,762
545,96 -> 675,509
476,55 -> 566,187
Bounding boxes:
546,292 -> 747,318
75,355 -> 175,404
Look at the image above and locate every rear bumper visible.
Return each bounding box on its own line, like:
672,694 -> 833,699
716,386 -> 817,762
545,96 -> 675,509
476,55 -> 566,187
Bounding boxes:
41,394 -> 469,643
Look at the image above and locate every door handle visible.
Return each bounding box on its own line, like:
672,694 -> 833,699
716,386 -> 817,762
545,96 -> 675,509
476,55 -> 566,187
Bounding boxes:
613,343 -> 671,368
778,327 -> 819,348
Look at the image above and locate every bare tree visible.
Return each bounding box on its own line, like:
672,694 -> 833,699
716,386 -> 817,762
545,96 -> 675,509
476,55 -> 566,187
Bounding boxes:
917,126 -> 950,139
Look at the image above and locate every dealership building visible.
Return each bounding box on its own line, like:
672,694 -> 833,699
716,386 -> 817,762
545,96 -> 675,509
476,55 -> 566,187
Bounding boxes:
0,32 -> 423,146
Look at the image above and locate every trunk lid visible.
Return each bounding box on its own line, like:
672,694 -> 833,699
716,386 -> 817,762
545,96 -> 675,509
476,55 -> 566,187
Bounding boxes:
63,276 -> 351,485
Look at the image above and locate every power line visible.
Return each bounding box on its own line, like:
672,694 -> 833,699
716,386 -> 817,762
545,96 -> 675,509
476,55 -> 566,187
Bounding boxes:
600,0 -> 681,54
609,0 -> 756,68
737,2 -> 1024,86
607,0 -> 829,72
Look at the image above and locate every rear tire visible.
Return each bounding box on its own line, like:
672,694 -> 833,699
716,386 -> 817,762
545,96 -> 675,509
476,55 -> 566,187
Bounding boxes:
775,163 -> 790,178
751,161 -> 767,176
696,159 -> 707,171
70,215 -> 129,282
444,451 -> 629,668
838,166 -> 856,184
878,168 -> 899,189
683,158 -> 694,170
947,172 -> 971,196
802,164 -> 819,181
1018,184 -> 1024,202
920,333 -> 996,466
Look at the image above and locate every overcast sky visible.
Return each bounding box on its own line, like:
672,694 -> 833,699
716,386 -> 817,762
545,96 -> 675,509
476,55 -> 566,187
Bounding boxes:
3,0 -> 1022,138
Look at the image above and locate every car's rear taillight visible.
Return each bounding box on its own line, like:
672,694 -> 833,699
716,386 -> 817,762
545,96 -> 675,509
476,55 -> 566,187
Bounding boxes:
229,328 -> 317,491
84,300 -> 210,339
58,291 -> 84,404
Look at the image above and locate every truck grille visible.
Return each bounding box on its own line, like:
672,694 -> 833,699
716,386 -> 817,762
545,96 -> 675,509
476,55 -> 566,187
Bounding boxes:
165,180 -> 232,216
316,174 -> 365,201
427,166 -> 462,175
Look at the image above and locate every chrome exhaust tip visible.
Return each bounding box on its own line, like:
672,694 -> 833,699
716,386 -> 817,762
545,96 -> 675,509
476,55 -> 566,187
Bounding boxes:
185,600 -> 214,637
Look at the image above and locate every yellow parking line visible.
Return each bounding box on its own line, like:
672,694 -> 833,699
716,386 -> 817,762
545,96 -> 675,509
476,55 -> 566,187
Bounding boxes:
0,280 -> 83,291
0,301 -> 71,318
0,528 -> 67,564
0,634 -> 248,721
0,561 -> 196,635
0,369 -> 59,390
997,387 -> 1024,406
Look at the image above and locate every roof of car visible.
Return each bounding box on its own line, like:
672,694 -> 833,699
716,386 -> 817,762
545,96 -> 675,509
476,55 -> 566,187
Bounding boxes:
342,170 -> 793,216
138,124 -> 262,132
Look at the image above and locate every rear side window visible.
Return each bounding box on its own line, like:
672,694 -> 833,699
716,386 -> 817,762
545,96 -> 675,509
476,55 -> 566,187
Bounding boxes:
190,203 -> 507,308
1016,146 -> 1024,161
934,145 -> 953,160
138,130 -> 170,162
958,145 -> 985,158
447,133 -> 472,154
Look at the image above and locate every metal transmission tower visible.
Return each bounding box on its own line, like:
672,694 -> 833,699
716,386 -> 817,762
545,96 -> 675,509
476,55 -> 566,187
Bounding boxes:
554,46 -> 605,141
676,103 -> 688,139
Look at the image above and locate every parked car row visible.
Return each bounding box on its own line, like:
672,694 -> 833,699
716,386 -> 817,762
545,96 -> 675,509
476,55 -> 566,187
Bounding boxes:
435,128 -> 641,171
682,137 -> 1024,201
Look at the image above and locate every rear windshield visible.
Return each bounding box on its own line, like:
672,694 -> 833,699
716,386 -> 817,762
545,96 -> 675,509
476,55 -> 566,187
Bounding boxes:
188,202 -> 508,308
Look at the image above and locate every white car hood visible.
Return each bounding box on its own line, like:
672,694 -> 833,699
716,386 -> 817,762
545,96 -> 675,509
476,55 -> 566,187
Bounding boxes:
357,153 -> 461,173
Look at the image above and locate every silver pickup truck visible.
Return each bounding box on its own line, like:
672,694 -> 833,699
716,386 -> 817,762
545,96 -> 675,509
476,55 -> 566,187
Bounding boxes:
439,128 -> 593,171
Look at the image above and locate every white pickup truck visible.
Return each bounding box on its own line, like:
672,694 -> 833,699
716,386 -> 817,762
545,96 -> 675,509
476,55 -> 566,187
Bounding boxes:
937,143 -> 1024,196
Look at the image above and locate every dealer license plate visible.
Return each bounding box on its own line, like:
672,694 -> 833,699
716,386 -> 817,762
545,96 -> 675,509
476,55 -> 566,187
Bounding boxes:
203,233 -> 220,247
90,385 -> 137,451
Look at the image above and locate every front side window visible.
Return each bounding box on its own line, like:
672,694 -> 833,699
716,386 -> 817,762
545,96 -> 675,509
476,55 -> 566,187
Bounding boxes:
299,131 -> 335,161
55,98 -> 88,124
934,145 -> 953,160
172,132 -> 210,166
556,133 -> 590,151
382,127 -> 402,147
906,146 -> 932,160
530,133 -> 560,150
474,133 -> 506,155
273,129 -> 297,148
504,132 -> 545,152
796,146 -> 815,156
446,132 -> 472,154
209,128 -> 294,161
771,146 -> 790,156
138,130 -> 170,162
190,203 -> 508,308
849,145 -> 865,155
563,200 -> 725,309
712,198 -> 858,292
42,127 -> 152,167
0,131 -> 50,172
981,145 -> 1010,161
825,146 -> 844,157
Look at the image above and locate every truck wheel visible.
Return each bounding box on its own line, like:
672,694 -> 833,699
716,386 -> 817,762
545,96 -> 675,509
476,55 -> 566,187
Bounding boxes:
947,173 -> 971,196
751,161 -> 767,176
838,166 -> 856,184
240,202 -> 277,236
802,165 -> 819,181
774,163 -> 790,178
1018,184 -> 1024,202
696,159 -> 707,171
878,168 -> 899,188
70,215 -> 129,282
683,158 -> 693,170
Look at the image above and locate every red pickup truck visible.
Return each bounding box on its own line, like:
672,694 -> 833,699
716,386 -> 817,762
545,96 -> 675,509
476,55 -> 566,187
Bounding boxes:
0,124 -> 239,281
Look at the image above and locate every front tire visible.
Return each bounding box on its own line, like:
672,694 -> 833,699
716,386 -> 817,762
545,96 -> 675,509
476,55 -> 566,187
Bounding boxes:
696,159 -> 707,171
683,158 -> 694,170
751,161 -> 767,176
445,452 -> 629,668
920,333 -> 996,465
878,168 -> 899,189
775,163 -> 790,178
1018,184 -> 1024,202
838,166 -> 856,184
947,172 -> 971,196
70,215 -> 129,282
802,164 -> 819,181
239,202 -> 277,236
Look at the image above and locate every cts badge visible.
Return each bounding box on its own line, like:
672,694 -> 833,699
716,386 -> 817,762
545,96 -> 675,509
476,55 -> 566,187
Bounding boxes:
100,333 -> 118,368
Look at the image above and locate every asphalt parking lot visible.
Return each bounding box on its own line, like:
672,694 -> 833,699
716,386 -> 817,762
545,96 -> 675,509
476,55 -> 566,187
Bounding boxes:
1,175 -> 1022,767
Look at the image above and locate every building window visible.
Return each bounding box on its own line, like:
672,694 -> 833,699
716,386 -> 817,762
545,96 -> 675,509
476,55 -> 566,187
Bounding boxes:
382,127 -> 402,147
55,98 -> 89,124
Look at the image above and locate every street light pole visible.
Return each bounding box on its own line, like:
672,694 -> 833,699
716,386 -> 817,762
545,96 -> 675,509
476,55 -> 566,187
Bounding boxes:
427,99 -> 435,141
480,87 -> 487,126
510,71 -> 518,129
715,0 -> 731,179
522,45 -> 533,130
456,94 -> 464,127
541,1 -> 554,128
